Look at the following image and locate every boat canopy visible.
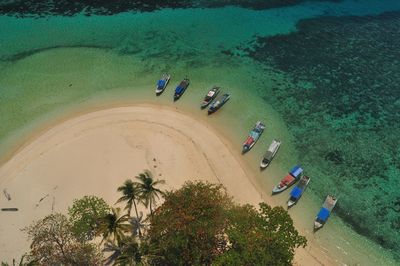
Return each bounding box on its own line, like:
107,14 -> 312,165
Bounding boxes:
317,207 -> 330,222
157,80 -> 166,87
290,186 -> 302,199
250,131 -> 259,139
263,151 -> 273,160
244,137 -> 254,146
175,86 -> 184,93
280,174 -> 294,186
268,140 -> 280,152
211,100 -> 220,107
290,165 -> 303,178
207,90 -> 215,97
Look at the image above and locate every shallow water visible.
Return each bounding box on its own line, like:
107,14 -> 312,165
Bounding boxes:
0,0 -> 399,264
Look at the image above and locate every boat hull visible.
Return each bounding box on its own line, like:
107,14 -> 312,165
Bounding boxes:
155,75 -> 170,95
287,200 -> 296,208
272,185 -> 288,194
260,162 -> 269,169
313,221 -> 324,231
207,94 -> 230,114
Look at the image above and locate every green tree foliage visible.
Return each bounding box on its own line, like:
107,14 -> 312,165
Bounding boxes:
97,207 -> 130,243
147,181 -> 232,265
134,170 -> 165,215
23,213 -> 102,266
116,179 -> 141,218
103,236 -> 142,266
68,195 -> 110,241
214,204 -> 307,266
147,181 -> 306,266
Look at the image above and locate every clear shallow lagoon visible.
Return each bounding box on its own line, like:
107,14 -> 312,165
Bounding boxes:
0,0 -> 399,264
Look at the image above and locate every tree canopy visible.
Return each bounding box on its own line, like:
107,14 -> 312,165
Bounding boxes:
147,181 -> 232,265
68,195 -> 110,242
23,213 -> 102,266
146,181 -> 306,265
21,180 -> 306,266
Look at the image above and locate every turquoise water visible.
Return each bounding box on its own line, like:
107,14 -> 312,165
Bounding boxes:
1,0 -> 400,264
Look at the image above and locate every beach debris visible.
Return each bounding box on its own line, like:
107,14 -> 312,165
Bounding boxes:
1,208 -> 18,211
153,158 -> 156,162
35,194 -> 49,207
39,194 -> 49,203
3,189 -> 11,201
51,196 -> 55,213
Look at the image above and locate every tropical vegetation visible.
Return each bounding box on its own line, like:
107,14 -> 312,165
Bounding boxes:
11,171 -> 306,266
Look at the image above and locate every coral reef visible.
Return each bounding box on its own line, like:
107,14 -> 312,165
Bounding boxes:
245,11 -> 400,255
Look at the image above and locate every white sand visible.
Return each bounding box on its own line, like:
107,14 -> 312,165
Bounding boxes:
0,104 -> 334,265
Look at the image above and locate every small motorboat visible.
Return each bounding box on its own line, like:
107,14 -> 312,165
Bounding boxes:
314,195 -> 338,231
260,139 -> 281,168
174,78 -> 190,101
208,93 -> 230,114
272,165 -> 303,194
201,86 -> 220,109
287,175 -> 311,208
155,74 -> 171,95
242,121 -> 265,153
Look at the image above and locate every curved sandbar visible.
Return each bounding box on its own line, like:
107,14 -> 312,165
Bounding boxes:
0,104 -> 263,260
0,104 -> 334,265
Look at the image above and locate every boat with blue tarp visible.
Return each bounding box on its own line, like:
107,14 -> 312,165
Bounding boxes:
314,195 -> 337,231
155,73 -> 171,95
242,121 -> 265,153
272,165 -> 303,194
174,78 -> 190,101
287,175 -> 310,207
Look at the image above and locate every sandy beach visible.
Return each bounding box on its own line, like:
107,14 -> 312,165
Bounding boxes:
0,104 -> 334,265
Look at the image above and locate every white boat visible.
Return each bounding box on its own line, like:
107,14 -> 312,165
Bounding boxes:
155,74 -> 171,95
287,175 -> 311,208
314,195 -> 338,231
260,139 -> 281,169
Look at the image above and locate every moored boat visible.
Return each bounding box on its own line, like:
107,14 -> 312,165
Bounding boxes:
208,93 -> 230,114
287,175 -> 311,207
272,165 -> 303,194
314,195 -> 338,231
242,121 -> 266,153
260,139 -> 281,168
174,78 -> 190,101
155,74 -> 171,95
201,86 -> 220,109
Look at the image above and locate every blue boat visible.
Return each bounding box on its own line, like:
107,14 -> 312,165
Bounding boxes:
287,175 -> 310,207
314,195 -> 338,231
174,78 -> 190,101
155,74 -> 171,95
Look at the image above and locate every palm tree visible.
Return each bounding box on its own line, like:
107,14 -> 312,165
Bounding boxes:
116,179 -> 141,218
103,237 -> 142,266
129,211 -> 147,237
116,179 -> 142,236
97,207 -> 130,244
134,170 -> 166,215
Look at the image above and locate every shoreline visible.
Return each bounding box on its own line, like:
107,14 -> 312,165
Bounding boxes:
0,103 -> 334,265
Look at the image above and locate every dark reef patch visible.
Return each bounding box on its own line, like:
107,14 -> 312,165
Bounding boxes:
244,11 -> 400,255
0,0 -> 340,17
1,45 -> 113,62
